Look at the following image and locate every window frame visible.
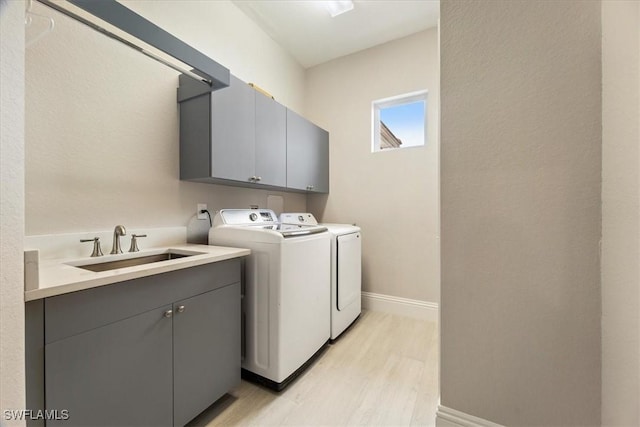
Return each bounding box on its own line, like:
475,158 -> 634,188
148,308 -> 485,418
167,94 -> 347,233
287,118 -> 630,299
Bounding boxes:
371,90 -> 428,153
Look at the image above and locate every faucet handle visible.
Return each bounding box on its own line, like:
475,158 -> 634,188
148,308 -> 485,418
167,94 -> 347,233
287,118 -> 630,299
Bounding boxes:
80,237 -> 103,257
129,234 -> 147,253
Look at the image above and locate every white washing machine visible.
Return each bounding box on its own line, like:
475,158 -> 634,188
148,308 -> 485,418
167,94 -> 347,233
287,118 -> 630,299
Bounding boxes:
209,209 -> 330,390
280,213 -> 361,341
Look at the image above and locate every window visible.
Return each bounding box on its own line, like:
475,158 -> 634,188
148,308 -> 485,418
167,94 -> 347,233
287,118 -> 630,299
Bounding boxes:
372,91 -> 427,152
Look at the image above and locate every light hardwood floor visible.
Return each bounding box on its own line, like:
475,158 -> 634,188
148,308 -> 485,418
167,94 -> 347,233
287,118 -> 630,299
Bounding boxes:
189,310 -> 439,426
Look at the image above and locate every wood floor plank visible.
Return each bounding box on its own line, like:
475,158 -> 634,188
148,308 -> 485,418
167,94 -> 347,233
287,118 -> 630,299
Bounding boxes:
188,310 -> 439,427
345,354 -> 424,426
410,326 -> 440,427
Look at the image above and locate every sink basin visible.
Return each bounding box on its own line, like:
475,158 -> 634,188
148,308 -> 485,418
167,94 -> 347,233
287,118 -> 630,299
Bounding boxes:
74,251 -> 194,272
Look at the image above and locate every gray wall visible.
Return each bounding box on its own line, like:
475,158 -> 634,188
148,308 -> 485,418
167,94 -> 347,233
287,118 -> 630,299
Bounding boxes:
439,1 -> 601,425
306,29 -> 440,304
601,1 -> 640,425
0,0 -> 26,422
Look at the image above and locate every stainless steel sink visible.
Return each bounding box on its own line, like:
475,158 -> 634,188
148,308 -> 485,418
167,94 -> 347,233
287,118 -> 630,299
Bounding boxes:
75,252 -> 193,272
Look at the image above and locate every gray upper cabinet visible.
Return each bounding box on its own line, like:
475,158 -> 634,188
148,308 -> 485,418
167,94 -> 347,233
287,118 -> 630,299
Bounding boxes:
211,75 -> 256,183
255,91 -> 287,187
178,74 -> 328,193
179,74 -> 287,189
286,109 -> 330,193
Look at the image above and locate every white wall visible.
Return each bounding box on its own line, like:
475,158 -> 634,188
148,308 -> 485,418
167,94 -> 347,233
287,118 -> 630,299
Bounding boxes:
0,0 -> 26,424
601,1 -> 640,425
306,29 -> 440,304
121,0 -> 305,113
439,0 -> 601,425
25,0 -> 306,238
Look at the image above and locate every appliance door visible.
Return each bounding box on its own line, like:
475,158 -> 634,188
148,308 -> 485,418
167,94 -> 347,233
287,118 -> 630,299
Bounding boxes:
278,234 -> 330,381
337,232 -> 361,311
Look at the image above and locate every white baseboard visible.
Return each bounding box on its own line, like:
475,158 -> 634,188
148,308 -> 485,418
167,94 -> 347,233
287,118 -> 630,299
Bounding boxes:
361,291 -> 438,322
436,406 -> 504,427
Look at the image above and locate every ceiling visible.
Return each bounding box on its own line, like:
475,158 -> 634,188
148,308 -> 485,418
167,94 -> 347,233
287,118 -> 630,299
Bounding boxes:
231,0 -> 440,69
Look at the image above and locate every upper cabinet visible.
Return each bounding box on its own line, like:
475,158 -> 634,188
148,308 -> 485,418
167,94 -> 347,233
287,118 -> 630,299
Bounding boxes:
211,74 -> 256,183
255,91 -> 287,187
286,109 -> 329,193
180,74 -> 285,187
178,74 -> 328,193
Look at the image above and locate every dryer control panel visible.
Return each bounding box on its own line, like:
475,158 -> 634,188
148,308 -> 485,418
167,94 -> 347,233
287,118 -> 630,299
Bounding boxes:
280,213 -> 319,226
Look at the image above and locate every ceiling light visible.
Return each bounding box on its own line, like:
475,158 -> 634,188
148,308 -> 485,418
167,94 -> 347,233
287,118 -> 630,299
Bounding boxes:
325,0 -> 354,18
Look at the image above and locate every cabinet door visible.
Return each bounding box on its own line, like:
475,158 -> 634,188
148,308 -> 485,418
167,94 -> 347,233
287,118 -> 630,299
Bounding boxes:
211,75 -> 255,183
255,91 -> 286,187
173,283 -> 241,426
286,109 -> 329,193
45,305 -> 173,426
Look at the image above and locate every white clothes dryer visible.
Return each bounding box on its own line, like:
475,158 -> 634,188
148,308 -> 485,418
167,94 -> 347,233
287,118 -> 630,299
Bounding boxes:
280,213 -> 361,341
209,209 -> 330,390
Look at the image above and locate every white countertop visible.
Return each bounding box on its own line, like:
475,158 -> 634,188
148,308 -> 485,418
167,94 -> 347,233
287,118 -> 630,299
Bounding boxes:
25,244 -> 250,302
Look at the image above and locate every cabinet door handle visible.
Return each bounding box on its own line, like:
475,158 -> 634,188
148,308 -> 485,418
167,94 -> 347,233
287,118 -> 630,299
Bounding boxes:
177,305 -> 185,313
163,310 -> 173,318
248,176 -> 257,182
255,176 -> 262,182
306,185 -> 314,190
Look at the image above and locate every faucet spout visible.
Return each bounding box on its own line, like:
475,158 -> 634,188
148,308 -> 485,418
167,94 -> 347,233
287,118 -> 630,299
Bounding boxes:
110,225 -> 127,254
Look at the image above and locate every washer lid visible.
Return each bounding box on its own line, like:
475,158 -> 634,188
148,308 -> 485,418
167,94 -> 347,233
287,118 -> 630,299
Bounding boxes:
262,223 -> 327,237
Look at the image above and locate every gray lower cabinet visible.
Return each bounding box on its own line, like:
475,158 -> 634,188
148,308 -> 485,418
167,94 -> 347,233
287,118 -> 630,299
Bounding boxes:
286,109 -> 330,193
45,305 -> 174,427
26,260 -> 242,427
173,284 -> 240,427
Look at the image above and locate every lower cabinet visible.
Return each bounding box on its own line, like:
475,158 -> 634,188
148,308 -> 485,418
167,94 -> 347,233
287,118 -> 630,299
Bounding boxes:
45,305 -> 174,426
26,260 -> 242,427
173,284 -> 240,426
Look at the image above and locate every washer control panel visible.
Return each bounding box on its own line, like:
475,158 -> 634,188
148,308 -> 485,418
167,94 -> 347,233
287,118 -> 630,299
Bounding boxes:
215,209 -> 278,226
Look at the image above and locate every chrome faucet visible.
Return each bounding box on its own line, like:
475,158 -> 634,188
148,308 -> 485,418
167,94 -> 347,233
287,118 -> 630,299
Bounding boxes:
110,225 -> 127,254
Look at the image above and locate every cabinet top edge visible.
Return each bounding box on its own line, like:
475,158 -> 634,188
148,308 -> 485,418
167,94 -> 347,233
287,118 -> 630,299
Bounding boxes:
25,244 -> 249,302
